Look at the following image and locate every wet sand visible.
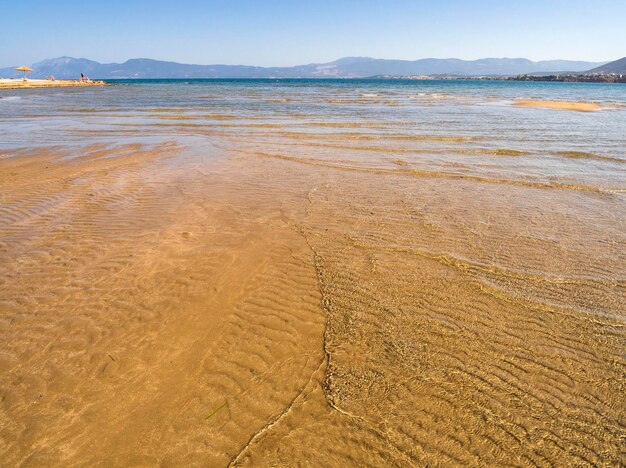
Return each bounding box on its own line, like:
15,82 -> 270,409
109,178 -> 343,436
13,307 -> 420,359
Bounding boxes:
1,137 -> 624,466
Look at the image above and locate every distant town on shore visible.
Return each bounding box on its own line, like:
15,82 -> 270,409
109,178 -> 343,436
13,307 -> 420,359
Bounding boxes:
372,73 -> 625,83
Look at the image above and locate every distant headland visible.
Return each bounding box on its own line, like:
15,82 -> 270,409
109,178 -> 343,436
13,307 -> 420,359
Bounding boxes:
370,57 -> 626,83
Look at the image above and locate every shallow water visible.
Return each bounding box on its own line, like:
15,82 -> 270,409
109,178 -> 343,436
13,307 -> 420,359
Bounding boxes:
2,79 -> 625,189
1,80 -> 625,465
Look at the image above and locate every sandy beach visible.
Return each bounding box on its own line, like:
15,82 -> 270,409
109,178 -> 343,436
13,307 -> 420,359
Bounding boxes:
0,82 -> 624,466
0,78 -> 107,90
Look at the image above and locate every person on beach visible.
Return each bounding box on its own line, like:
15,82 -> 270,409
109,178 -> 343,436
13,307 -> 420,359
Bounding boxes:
80,73 -> 85,82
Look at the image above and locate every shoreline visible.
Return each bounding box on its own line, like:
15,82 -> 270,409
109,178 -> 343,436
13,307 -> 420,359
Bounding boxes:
0,78 -> 109,90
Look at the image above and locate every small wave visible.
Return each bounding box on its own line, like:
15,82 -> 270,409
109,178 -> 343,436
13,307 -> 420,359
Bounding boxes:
488,149 -> 528,156
555,151 -> 625,164
0,96 -> 21,102
409,93 -> 450,100
304,122 -> 388,128
156,115 -> 194,120
244,150 -> 624,194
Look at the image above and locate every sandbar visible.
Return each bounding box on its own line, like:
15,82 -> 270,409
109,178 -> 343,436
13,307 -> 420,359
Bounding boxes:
513,99 -> 601,111
0,78 -> 108,89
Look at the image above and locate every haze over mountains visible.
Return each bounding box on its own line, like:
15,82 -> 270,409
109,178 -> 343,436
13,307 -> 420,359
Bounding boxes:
0,56 -> 613,80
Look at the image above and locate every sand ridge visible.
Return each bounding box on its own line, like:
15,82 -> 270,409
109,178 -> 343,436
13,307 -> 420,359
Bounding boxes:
513,99 -> 602,111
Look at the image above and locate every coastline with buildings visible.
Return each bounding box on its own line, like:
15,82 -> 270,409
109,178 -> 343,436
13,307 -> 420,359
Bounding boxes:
369,73 -> 625,83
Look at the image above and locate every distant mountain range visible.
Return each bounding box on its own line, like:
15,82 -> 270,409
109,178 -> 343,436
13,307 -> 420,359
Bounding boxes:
587,56 -> 626,74
0,56 -> 615,79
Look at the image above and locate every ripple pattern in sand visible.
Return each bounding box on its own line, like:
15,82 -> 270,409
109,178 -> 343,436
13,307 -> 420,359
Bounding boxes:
0,143 -> 325,465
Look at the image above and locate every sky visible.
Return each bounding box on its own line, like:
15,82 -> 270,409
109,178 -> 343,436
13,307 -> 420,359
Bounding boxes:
1,0 -> 625,68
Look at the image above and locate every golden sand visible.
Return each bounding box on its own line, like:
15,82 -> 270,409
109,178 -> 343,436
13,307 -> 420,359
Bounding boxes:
0,78 -> 107,89
513,99 -> 601,112
0,137 -> 624,465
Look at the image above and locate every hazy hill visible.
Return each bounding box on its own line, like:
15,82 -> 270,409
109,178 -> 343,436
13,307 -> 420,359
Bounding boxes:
0,56 -> 606,79
587,56 -> 626,74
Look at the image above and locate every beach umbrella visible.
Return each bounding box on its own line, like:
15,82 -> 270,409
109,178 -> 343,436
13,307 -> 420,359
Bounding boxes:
15,66 -> 34,79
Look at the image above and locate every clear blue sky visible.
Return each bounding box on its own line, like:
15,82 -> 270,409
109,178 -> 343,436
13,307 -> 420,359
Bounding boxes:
1,0 -> 624,67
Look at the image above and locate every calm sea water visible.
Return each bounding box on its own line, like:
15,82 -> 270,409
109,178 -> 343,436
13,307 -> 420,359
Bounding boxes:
1,79 -> 625,191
